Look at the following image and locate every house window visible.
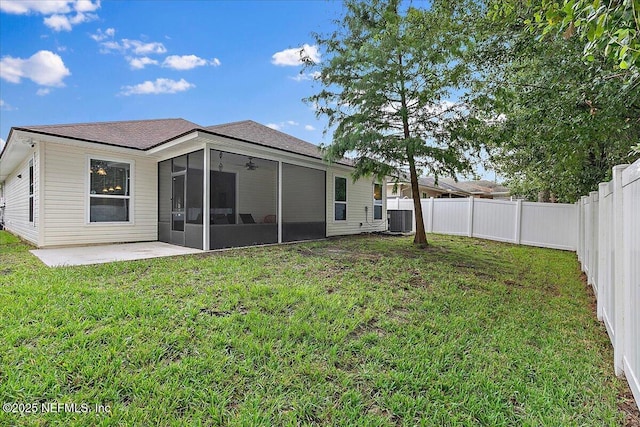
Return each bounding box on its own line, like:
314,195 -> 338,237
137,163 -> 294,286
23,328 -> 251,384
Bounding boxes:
334,176 -> 347,221
374,183 -> 383,220
422,192 -> 427,199
28,159 -> 34,223
89,159 -> 131,222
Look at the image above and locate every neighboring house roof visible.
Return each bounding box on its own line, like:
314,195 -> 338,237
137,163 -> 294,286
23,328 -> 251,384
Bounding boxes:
417,177 -> 468,195
441,178 -> 510,197
388,175 -> 470,196
11,118 -> 200,151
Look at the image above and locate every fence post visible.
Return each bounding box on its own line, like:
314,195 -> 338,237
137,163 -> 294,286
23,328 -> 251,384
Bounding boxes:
428,197 -> 434,233
467,197 -> 474,237
589,191 -> 599,287
514,199 -> 522,244
577,199 -> 582,263
579,196 -> 588,267
612,164 -> 628,376
597,182 -> 608,321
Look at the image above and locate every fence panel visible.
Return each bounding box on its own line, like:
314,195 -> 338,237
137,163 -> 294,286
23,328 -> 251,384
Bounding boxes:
472,198 -> 517,243
599,182 -> 615,334
431,198 -> 469,235
520,202 -> 577,251
622,162 -> 640,404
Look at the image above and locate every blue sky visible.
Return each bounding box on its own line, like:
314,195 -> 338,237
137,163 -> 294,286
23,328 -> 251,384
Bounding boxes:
0,0 -> 346,149
0,0 -> 497,180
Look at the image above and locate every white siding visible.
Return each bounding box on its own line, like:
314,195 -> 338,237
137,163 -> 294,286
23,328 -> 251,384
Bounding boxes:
326,167 -> 387,237
42,142 -> 157,247
2,149 -> 39,245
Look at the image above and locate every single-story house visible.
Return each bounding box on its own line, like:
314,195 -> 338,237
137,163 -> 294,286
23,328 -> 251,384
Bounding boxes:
386,176 -> 469,199
0,119 -> 387,250
440,178 -> 511,200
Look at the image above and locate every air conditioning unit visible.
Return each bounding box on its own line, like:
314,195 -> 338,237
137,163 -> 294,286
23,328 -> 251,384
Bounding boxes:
388,210 -> 413,232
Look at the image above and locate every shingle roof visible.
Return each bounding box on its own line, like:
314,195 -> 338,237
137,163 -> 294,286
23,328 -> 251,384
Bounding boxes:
10,118 -> 340,165
393,174 -> 469,195
204,120 -> 326,161
13,118 -> 201,150
417,176 -> 468,194
441,178 -> 510,195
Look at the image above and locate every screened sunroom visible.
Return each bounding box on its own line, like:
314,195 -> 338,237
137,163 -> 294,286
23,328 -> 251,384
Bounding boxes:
158,148 -> 326,250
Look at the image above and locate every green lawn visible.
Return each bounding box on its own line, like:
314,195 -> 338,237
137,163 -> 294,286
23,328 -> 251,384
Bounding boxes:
0,231 -> 626,426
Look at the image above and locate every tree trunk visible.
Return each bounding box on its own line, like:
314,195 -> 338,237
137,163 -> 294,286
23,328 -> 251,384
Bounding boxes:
408,152 -> 428,246
397,49 -> 427,247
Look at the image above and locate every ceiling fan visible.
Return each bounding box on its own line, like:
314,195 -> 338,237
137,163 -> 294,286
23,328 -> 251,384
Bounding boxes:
245,157 -> 258,171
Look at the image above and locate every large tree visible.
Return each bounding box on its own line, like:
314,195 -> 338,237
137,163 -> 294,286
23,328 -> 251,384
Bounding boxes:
490,0 -> 640,77
467,4 -> 639,202
305,0 -> 479,246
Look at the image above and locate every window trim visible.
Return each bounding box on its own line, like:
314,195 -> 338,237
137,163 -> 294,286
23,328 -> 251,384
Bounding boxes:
373,182 -> 383,221
86,156 -> 135,225
333,175 -> 347,222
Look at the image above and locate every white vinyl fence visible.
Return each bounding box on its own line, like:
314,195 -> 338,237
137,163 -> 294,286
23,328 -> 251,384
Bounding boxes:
387,196 -> 577,250
387,159 -> 640,407
577,160 -> 640,408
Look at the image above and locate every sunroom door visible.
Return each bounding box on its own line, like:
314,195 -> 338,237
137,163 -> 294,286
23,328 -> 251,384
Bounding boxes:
171,172 -> 186,245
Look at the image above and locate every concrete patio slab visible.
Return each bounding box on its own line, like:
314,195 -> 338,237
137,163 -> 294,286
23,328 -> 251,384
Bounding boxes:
31,241 -> 203,267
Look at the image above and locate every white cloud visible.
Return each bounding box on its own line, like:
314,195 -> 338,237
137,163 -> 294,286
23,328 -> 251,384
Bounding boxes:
36,88 -> 51,96
290,71 -> 321,82
120,78 -> 195,96
127,40 -> 166,55
0,50 -> 71,86
44,11 -> 97,31
272,44 -> 320,66
0,0 -> 100,14
304,125 -> 316,131
74,0 -> 100,13
211,57 -> 221,67
286,120 -> 299,126
44,14 -> 72,31
90,27 -> 115,42
100,38 -> 167,55
162,55 -> 208,70
0,1 -> 73,15
128,56 -> 159,70
1,1 -> 101,31
266,123 -> 281,130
